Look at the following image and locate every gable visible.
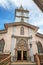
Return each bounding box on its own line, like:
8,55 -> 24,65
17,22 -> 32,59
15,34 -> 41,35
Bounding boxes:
4,22 -> 39,32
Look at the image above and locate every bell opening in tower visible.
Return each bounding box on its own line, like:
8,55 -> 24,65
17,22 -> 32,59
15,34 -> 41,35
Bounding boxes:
15,5 -> 29,22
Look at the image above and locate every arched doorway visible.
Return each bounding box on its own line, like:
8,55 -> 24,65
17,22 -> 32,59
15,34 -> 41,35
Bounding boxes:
0,39 -> 5,52
16,39 -> 29,61
36,41 -> 43,53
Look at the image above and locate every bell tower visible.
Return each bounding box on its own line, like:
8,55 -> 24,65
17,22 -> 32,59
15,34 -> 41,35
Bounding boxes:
15,5 -> 29,22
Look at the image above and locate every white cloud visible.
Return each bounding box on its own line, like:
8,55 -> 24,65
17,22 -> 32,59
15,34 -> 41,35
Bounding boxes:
0,0 -> 38,9
0,0 -> 9,9
38,27 -> 43,34
0,0 -> 43,34
10,0 -> 32,7
29,13 -> 43,26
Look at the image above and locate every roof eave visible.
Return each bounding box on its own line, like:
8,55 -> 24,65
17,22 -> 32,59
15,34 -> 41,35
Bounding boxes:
33,0 -> 43,11
0,29 -> 7,34
4,22 -> 39,31
36,32 -> 43,38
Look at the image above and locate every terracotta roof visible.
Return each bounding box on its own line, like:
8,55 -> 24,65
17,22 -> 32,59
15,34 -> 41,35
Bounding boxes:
4,22 -> 39,31
33,0 -> 43,11
36,32 -> 43,38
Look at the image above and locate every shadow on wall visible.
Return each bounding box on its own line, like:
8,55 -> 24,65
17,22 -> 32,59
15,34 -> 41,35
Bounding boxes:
0,39 -> 5,52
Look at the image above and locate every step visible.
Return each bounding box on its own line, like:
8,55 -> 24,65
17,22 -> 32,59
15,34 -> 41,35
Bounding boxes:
11,61 -> 37,65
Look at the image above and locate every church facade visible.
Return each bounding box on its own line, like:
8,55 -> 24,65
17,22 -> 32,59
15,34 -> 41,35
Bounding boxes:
0,6 -> 43,62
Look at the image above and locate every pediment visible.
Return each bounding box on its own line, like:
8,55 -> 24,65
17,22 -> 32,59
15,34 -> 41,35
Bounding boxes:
4,22 -> 39,32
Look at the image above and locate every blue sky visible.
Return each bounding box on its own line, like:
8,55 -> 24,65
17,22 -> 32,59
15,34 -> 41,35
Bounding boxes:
0,0 -> 43,34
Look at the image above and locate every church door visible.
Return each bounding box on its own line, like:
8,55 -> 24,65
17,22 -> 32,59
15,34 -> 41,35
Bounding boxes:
17,51 -> 27,60
17,51 -> 21,60
16,39 -> 29,61
23,51 -> 27,60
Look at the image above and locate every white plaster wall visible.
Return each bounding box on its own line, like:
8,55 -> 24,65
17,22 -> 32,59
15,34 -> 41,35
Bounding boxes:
15,17 -> 28,22
0,27 -> 13,53
15,17 -> 21,22
16,11 -> 21,16
11,38 -> 16,56
24,13 -> 28,17
32,41 -> 38,54
0,26 -> 37,53
28,39 -> 38,55
16,11 -> 28,17
24,18 -> 28,22
0,25 -> 43,55
35,36 -> 43,46
13,26 -> 34,37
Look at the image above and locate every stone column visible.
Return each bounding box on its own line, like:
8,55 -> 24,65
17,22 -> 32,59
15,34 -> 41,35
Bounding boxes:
21,51 -> 23,61
11,37 -> 16,62
30,48 -> 34,62
29,36 -> 34,62
27,50 -> 30,61
11,37 -> 14,62
14,48 -> 17,61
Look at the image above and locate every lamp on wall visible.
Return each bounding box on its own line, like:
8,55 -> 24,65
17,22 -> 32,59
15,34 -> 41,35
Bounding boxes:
30,43 -> 32,48
29,35 -> 32,48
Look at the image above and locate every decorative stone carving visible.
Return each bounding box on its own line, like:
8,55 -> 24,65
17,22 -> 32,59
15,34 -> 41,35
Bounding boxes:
14,38 -> 30,61
16,39 -> 28,50
16,38 -> 28,49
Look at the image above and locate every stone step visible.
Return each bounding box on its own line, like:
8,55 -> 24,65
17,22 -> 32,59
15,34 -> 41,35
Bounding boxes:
11,64 -> 37,65
11,61 -> 37,65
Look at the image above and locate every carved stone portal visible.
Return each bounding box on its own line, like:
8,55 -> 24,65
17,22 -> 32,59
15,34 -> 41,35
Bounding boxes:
14,38 -> 30,61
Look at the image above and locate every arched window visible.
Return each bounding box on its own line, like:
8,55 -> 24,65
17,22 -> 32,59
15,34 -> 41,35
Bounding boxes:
20,26 -> 24,35
0,39 -> 5,52
36,41 -> 43,53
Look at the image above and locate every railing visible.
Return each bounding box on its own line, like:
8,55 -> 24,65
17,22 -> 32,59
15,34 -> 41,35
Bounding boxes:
0,53 -> 11,65
34,53 -> 43,65
39,53 -> 43,65
34,53 -> 41,65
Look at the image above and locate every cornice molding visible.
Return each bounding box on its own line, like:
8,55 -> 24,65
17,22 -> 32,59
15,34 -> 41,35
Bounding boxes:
0,29 -> 7,34
4,22 -> 39,31
11,35 -> 32,39
36,33 -> 43,38
33,0 -> 43,11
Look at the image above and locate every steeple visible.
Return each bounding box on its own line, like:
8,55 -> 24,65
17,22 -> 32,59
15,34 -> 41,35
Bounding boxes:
15,5 -> 29,22
19,5 -> 24,10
